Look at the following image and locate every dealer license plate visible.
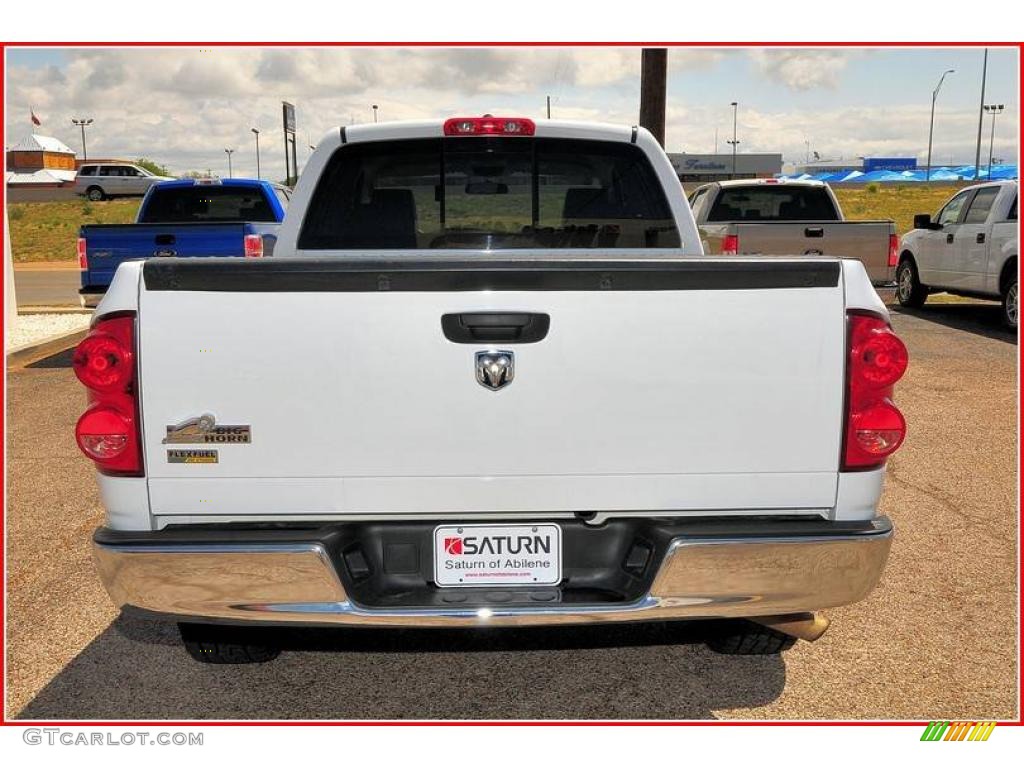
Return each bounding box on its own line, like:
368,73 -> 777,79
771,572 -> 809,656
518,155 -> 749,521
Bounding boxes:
433,523 -> 562,588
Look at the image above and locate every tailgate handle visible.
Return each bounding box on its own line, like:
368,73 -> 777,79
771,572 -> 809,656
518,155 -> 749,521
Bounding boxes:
154,234 -> 176,245
442,312 -> 550,344
804,227 -> 824,238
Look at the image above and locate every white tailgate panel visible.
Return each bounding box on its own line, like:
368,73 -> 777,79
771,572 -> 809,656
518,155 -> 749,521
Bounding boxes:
140,287 -> 844,516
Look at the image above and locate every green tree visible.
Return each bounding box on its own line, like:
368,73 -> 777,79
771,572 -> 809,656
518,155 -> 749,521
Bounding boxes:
135,157 -> 172,177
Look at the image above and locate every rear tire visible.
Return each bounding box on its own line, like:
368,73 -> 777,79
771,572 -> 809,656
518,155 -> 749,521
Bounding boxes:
1002,278 -> 1018,330
706,622 -> 797,655
179,623 -> 281,664
896,258 -> 927,308
86,186 -> 106,202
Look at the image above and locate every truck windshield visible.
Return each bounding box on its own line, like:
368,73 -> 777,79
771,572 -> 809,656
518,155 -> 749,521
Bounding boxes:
140,186 -> 277,223
299,137 -> 680,249
707,185 -> 839,222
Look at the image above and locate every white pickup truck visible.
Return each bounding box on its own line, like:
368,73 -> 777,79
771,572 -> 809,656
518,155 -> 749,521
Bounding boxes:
76,117 -> 907,664
896,180 -> 1018,329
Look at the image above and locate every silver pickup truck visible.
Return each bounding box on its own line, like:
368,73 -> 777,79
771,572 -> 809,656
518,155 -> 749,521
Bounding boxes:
896,180 -> 1018,329
690,179 -> 897,286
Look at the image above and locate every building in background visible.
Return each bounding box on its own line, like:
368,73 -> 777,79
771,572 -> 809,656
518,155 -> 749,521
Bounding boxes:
5,134 -> 78,187
793,157 -> 918,176
668,153 -> 783,183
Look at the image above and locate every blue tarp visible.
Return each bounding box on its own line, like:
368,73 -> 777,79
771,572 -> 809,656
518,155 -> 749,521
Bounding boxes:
775,165 -> 1017,183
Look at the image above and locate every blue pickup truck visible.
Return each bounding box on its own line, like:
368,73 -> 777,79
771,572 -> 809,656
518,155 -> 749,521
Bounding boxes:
78,178 -> 289,306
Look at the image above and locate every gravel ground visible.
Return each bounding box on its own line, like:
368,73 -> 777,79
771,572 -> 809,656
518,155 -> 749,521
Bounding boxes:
4,302 -> 1018,721
6,313 -> 89,350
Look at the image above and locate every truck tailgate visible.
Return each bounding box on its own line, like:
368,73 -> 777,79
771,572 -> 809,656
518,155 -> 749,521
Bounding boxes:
82,223 -> 249,286
730,221 -> 894,284
137,258 -> 846,520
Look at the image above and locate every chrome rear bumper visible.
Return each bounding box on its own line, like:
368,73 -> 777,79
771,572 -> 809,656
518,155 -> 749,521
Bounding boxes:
93,517 -> 893,627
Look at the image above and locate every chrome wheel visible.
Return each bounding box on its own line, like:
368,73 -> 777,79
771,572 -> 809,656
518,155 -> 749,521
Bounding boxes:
1005,282 -> 1018,329
898,265 -> 913,302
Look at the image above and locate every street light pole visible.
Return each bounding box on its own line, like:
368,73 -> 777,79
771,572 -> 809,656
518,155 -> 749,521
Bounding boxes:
926,69 -> 955,182
71,118 -> 94,162
727,102 -> 739,180
372,104 -> 379,123
984,104 -> 1004,179
974,48 -> 988,180
251,128 -> 261,180
224,148 -> 234,179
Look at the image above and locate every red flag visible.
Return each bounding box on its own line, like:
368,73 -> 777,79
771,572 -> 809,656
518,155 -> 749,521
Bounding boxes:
30,109 -> 41,126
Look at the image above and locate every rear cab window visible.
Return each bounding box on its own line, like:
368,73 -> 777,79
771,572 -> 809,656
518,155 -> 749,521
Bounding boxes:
963,187 -> 1000,224
140,185 -> 278,223
707,185 -> 840,222
298,137 -> 680,250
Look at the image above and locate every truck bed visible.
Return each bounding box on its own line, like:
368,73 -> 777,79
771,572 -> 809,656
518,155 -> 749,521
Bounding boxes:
80,222 -> 254,292
700,220 -> 896,285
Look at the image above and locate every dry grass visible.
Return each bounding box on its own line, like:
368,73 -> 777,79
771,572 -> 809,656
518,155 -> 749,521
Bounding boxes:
832,184 -> 969,236
6,199 -> 139,263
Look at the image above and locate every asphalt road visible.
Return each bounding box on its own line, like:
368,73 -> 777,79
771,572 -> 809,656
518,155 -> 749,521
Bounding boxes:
12,264 -> 81,307
5,302 -> 1018,720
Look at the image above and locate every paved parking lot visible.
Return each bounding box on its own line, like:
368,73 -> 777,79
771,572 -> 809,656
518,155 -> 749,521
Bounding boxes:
5,300 -> 1018,720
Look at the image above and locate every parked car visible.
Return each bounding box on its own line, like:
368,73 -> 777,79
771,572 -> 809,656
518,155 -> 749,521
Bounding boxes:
896,180 -> 1018,329
689,179 -> 898,286
74,117 -> 906,664
74,162 -> 176,201
78,178 -> 289,306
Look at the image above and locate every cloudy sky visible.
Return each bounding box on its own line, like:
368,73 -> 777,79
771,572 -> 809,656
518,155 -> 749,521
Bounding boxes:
5,46 -> 1018,180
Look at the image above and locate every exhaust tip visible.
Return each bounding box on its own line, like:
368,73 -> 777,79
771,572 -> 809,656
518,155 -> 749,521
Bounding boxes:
753,612 -> 831,642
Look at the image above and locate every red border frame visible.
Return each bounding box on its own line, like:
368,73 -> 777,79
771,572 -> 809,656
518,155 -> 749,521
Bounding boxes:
0,40 -> 1021,728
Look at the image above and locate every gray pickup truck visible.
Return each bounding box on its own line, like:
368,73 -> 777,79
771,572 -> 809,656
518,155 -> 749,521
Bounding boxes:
689,179 -> 897,286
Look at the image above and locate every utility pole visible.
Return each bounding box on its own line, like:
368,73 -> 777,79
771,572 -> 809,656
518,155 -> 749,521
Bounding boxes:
714,127 -> 718,153
728,102 -> 740,179
251,128 -> 261,180
984,104 -> 1004,179
926,69 -> 955,182
224,148 -> 234,178
71,118 -> 93,161
974,48 -> 988,180
546,95 -> 551,119
639,48 -> 667,148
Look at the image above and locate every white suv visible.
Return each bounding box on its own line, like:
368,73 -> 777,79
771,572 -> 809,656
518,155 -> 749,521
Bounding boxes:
74,163 -> 174,201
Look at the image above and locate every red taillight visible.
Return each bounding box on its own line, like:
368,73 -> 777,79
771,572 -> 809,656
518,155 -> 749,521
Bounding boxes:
888,234 -> 899,268
77,237 -> 88,270
443,116 -> 536,136
72,326 -> 133,392
843,312 -> 908,470
73,314 -> 143,476
721,234 -> 739,255
244,234 -> 264,259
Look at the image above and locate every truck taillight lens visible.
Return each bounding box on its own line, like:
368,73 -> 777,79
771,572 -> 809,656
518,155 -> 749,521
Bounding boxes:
72,327 -> 134,391
443,116 -> 536,136
76,407 -> 132,460
721,234 -> 739,255
888,234 -> 899,267
77,237 -> 88,270
73,314 -> 143,476
244,234 -> 264,258
843,312 -> 908,470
